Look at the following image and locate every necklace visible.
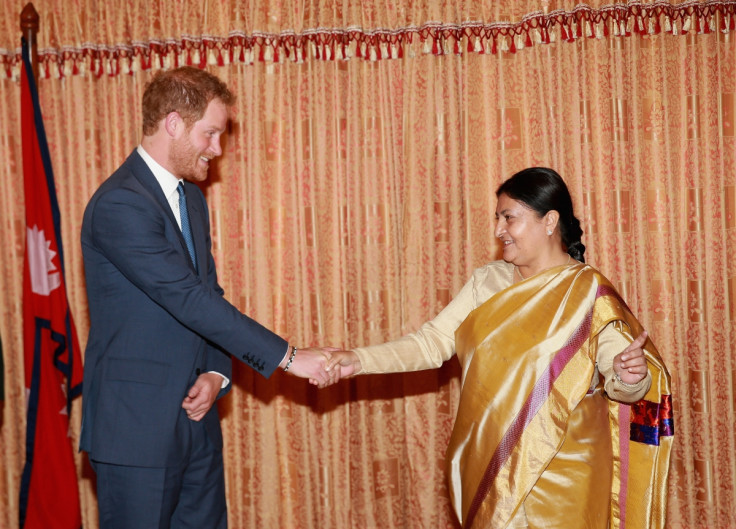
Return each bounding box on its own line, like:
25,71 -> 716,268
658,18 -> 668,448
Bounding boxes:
515,254 -> 572,281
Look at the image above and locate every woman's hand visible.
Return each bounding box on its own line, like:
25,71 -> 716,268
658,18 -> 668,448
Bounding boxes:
324,349 -> 362,379
613,331 -> 649,385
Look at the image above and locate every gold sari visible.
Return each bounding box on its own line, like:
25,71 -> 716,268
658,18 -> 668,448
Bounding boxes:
448,263 -> 673,529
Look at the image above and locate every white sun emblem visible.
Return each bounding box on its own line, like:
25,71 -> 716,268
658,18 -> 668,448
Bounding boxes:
26,224 -> 61,296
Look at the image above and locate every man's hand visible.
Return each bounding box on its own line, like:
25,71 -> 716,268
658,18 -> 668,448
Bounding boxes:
182,372 -> 223,421
283,347 -> 341,388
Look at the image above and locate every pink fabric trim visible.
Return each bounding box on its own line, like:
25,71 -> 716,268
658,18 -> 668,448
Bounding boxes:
618,404 -> 632,529
466,309 -> 593,527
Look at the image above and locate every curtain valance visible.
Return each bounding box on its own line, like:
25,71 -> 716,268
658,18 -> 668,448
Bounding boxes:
1,1 -> 734,80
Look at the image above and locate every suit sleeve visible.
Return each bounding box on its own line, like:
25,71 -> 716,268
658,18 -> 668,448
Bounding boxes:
89,185 -> 287,377
197,189 -> 235,390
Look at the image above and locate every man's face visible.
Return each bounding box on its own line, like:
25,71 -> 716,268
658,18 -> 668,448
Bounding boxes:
169,99 -> 229,182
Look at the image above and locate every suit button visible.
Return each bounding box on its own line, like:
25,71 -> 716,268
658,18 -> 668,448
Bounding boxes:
196,368 -> 201,375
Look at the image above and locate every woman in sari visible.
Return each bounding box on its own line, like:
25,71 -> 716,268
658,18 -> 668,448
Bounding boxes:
326,167 -> 674,529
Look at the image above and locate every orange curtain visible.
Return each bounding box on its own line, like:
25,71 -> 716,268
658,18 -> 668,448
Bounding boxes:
1,1 -> 734,528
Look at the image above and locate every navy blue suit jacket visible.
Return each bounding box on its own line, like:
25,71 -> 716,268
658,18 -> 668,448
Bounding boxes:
80,150 -> 287,467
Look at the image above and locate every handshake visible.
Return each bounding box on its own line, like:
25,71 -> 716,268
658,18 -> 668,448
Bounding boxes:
280,347 -> 363,388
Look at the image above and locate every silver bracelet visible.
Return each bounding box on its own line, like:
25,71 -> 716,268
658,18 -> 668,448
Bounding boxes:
614,371 -> 638,387
283,346 -> 297,372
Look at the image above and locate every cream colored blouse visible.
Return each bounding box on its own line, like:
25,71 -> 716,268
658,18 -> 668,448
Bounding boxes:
354,260 -> 651,402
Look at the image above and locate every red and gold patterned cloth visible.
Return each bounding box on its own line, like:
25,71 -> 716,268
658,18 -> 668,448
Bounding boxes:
448,263 -> 673,529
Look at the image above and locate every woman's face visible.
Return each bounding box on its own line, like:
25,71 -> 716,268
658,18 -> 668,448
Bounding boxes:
494,193 -> 550,268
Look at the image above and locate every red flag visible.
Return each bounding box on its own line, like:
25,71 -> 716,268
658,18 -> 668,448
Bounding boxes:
19,38 -> 83,529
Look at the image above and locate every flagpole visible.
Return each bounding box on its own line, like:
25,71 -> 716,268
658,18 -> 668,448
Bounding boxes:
20,2 -> 39,83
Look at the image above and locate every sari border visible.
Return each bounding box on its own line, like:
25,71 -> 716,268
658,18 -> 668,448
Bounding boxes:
465,307 -> 594,528
618,403 -> 631,529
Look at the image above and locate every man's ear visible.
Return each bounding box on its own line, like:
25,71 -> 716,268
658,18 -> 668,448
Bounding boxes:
163,111 -> 182,137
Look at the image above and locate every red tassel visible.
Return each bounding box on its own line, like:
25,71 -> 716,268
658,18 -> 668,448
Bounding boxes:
526,31 -> 533,47
397,42 -> 404,58
703,17 -> 711,34
239,46 -> 245,63
731,14 -> 736,30
258,45 -> 266,62
273,46 -> 280,63
603,20 -> 609,37
454,39 -> 460,55
467,36 -> 474,52
432,37 -> 439,55
576,20 -> 582,38
695,16 -> 701,33
561,25 -> 568,41
355,41 -> 363,58
509,37 -> 516,53
491,38 -> 497,54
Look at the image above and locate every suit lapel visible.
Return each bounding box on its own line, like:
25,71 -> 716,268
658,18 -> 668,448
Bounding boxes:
126,150 -> 198,273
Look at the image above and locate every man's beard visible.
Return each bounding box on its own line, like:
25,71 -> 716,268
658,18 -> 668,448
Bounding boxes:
169,135 -> 209,182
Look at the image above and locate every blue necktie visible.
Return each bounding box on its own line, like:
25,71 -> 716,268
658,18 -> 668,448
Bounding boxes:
177,182 -> 197,271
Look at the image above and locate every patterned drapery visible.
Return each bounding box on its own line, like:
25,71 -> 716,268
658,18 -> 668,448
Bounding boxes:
1,1 -> 734,528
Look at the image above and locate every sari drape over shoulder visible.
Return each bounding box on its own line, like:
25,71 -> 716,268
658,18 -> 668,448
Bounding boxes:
448,264 -> 673,529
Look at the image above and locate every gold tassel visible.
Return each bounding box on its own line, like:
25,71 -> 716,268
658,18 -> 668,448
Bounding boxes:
11,61 -> 21,82
423,38 -> 432,54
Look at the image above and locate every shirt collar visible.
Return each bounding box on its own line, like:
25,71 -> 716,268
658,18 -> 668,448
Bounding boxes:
137,145 -> 181,200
